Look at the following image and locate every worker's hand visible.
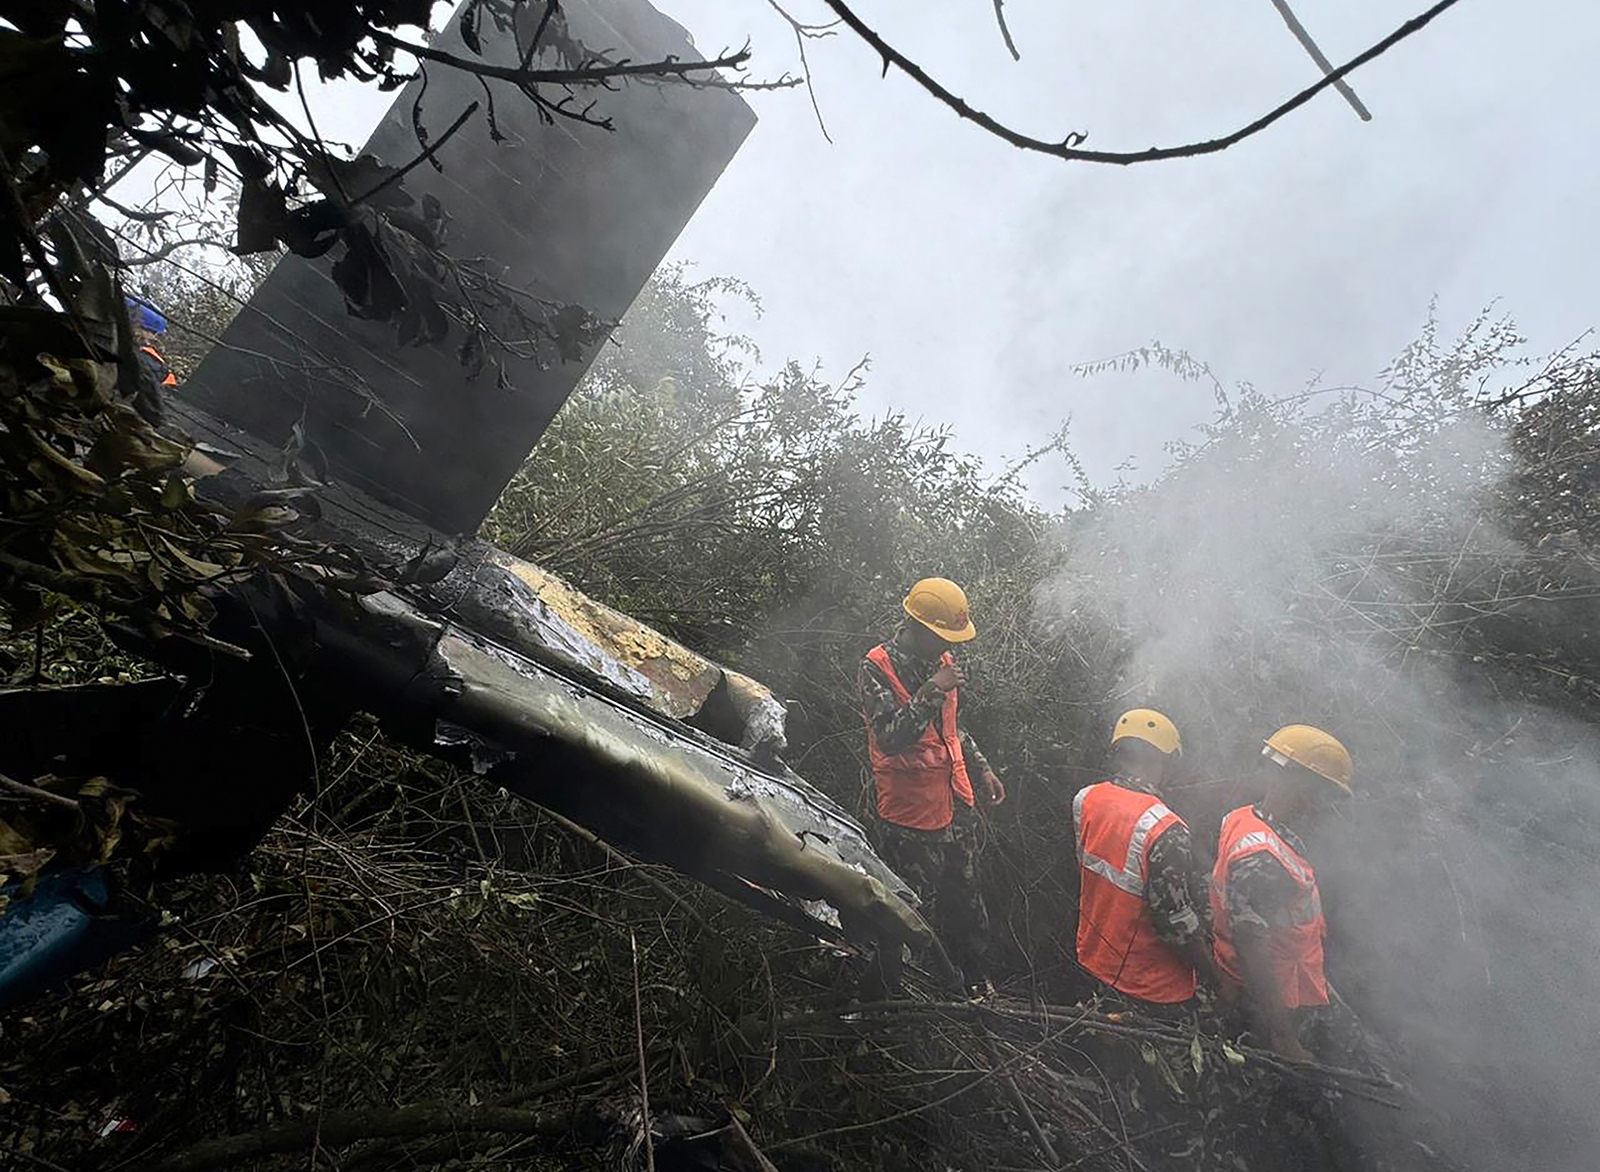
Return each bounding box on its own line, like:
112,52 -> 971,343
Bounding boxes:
981,770 -> 1006,806
928,662 -> 967,693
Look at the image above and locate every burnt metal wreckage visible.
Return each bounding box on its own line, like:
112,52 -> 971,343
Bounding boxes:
0,0 -> 935,1011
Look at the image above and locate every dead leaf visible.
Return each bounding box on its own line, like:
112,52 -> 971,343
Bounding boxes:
0,847 -> 56,878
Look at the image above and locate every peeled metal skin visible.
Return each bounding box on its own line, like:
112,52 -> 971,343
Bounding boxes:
309,587 -> 929,951
169,399 -> 929,953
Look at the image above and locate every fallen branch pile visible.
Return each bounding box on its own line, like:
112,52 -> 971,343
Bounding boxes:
0,715 -> 1409,1171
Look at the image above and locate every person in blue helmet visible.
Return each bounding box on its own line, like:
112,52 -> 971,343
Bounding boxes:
125,296 -> 178,390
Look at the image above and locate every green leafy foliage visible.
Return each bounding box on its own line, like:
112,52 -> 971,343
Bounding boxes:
0,0 -> 715,659
0,274 -> 386,651
484,265 -> 1072,786
0,774 -> 177,908
485,275 -> 1600,1172
13,258 -> 1600,1169
15,239 -> 1600,1170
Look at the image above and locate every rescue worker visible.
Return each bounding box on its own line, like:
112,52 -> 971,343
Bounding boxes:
1211,724 -> 1351,1062
1073,709 -> 1215,1007
858,576 -> 1005,993
126,296 -> 178,390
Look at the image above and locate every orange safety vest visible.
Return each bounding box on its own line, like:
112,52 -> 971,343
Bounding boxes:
1211,805 -> 1329,1009
1073,781 -> 1197,1004
140,344 -> 178,388
863,644 -> 974,831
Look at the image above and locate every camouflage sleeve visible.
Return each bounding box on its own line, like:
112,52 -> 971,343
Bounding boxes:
1224,853 -> 1299,937
858,658 -> 945,756
1144,823 -> 1204,946
137,347 -> 174,389
959,729 -> 992,777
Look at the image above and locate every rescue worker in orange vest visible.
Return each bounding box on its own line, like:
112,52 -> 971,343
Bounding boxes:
1211,724 -> 1351,1062
858,577 -> 1005,993
126,296 -> 178,391
1073,709 -> 1216,1007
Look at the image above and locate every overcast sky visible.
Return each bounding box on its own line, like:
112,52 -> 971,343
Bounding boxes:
251,1 -> 1598,498
623,0 -> 1598,496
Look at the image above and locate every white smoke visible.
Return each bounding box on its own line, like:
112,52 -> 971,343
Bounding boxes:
1036,317 -> 1600,1170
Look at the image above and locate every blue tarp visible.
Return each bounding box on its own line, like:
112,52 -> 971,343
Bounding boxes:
0,868 -> 153,1011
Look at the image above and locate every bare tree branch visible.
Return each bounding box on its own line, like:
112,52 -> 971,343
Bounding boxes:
0,772 -> 82,811
370,30 -> 753,87
820,0 -> 1462,164
767,0 -> 840,142
631,931 -> 657,1172
138,1103 -> 580,1172
117,237 -> 223,267
992,0 -> 1021,61
90,190 -> 172,224
350,101 -> 481,207
1270,0 -> 1373,122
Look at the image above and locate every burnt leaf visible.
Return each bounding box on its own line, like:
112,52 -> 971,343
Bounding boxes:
0,31 -> 117,185
396,536 -> 458,585
395,300 -> 422,347
309,153 -> 415,212
127,124 -> 205,167
221,141 -> 271,182
418,285 -> 450,345
461,0 -> 484,54
387,207 -> 439,250
458,328 -> 487,379
331,236 -> 372,312
261,49 -> 293,90
552,303 -> 600,363
280,199 -> 346,257
422,192 -> 447,233
235,173 -> 289,254
331,221 -> 407,320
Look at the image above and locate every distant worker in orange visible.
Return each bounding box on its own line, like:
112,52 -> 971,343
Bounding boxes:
1073,709 -> 1214,1008
126,295 -> 178,391
859,577 -> 1005,994
1211,725 -> 1351,1061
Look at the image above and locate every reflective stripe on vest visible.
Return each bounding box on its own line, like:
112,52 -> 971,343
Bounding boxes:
1074,786 -> 1176,896
863,644 -> 974,831
1210,805 -> 1329,1008
1073,781 -> 1197,1004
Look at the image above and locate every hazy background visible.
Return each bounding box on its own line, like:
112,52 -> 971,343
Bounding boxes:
189,0 -> 1600,496
649,0 -> 1598,496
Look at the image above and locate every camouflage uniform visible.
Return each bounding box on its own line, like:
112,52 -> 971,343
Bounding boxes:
1220,807 -> 1311,945
858,628 -> 993,984
1122,778 -> 1209,954
1075,776 -> 1209,1004
856,628 -> 993,779
1221,806 -> 1382,1074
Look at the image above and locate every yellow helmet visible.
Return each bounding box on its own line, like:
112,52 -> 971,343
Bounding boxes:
902,577 -> 977,643
1111,709 -> 1182,756
1263,725 -> 1353,794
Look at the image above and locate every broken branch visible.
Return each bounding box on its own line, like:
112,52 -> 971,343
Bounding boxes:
139,1103 -> 580,1172
1269,0 -> 1373,122
819,0 -> 1460,164
0,771 -> 82,811
371,31 -> 753,87
992,0 -> 1021,61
